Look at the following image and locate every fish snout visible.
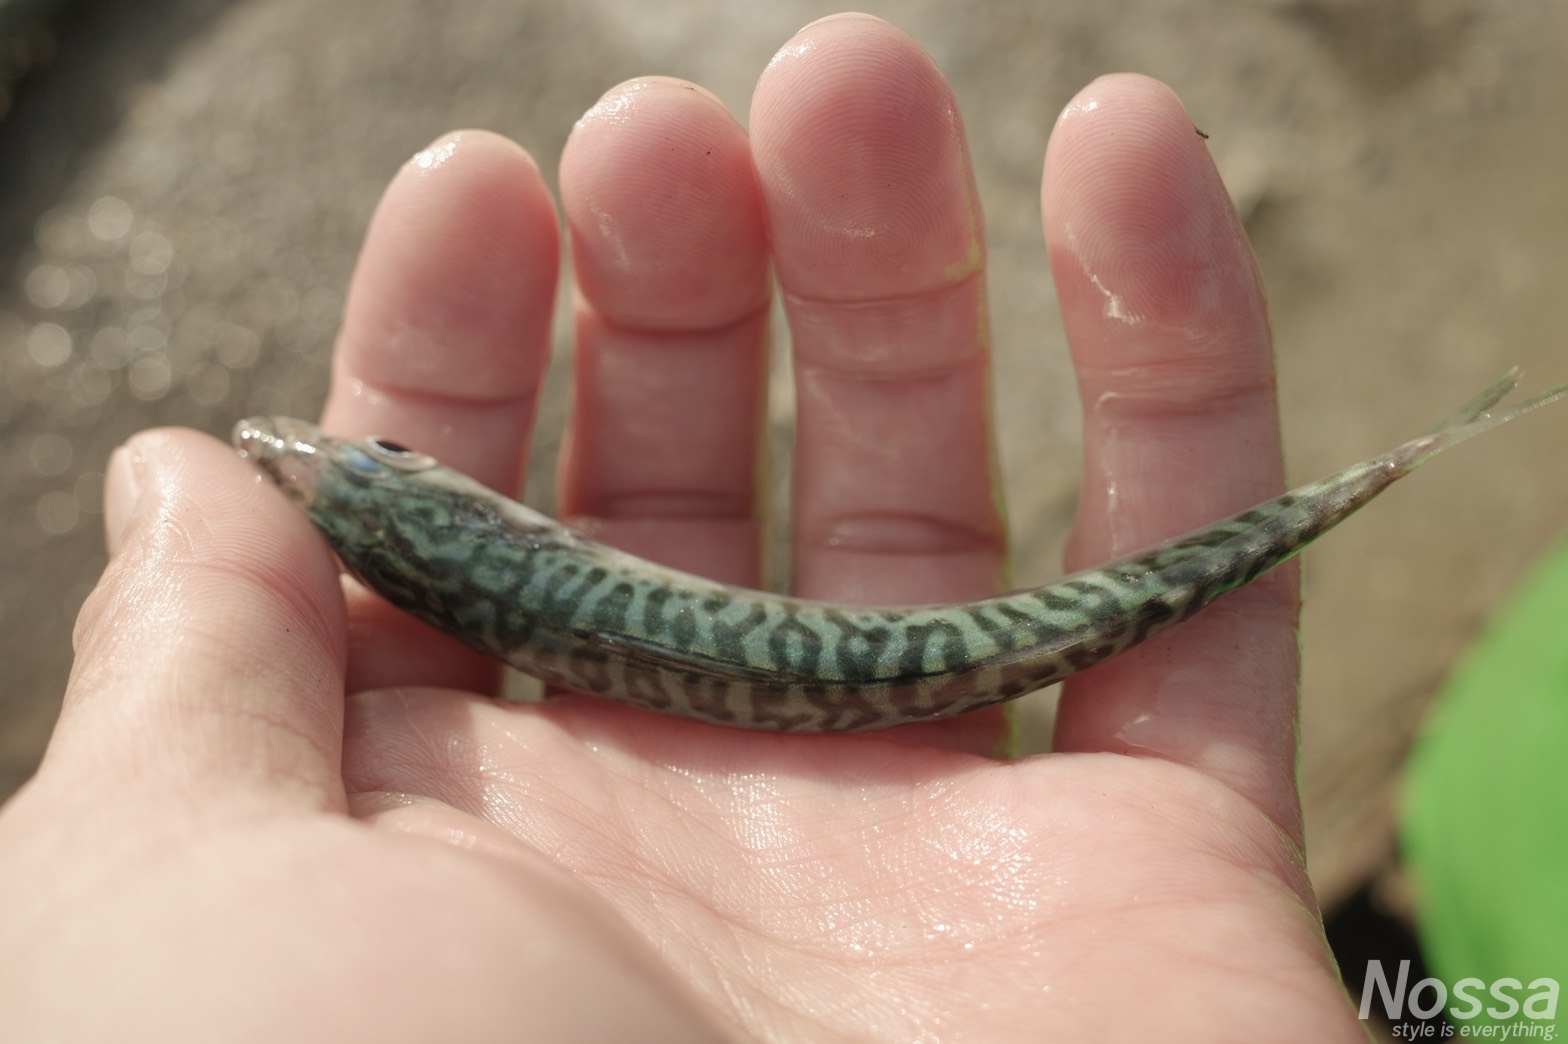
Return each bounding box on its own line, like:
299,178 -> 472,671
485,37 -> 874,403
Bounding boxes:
232,416 -> 325,508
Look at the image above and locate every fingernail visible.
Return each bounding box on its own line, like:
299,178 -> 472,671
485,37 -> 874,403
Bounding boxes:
103,443 -> 146,556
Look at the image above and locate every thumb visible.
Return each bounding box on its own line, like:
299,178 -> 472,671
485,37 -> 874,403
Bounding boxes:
51,428 -> 349,813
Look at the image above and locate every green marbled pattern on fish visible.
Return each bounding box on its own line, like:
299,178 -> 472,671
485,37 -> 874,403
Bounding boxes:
234,371 -> 1564,732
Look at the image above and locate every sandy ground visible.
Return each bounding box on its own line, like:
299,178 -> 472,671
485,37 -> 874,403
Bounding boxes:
2,0 -> 1566,936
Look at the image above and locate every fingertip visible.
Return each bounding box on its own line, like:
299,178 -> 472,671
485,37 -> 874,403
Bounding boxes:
752,13 -> 980,300
79,427 -> 348,674
561,77 -> 767,329
328,127 -> 559,484
1044,73 -> 1264,370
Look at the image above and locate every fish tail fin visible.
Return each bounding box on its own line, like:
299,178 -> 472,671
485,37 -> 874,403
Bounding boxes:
1393,370 -> 1568,473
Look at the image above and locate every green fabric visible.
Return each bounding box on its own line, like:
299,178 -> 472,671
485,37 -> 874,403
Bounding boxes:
1401,540 -> 1568,1031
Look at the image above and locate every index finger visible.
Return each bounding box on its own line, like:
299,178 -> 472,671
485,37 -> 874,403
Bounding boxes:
320,131 -> 561,695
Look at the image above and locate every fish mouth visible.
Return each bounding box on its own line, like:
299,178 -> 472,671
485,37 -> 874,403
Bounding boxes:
233,416 -> 326,508
233,416 -> 284,460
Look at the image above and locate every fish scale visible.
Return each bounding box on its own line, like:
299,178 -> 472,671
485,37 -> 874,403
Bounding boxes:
234,371 -> 1565,732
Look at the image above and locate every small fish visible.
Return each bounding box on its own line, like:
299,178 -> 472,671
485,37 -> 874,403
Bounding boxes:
234,371 -> 1564,732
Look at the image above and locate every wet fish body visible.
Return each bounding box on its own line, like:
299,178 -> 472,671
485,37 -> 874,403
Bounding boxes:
234,372 -> 1564,731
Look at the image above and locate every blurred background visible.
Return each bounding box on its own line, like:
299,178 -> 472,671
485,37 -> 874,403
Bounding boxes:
3,0 -> 1566,1034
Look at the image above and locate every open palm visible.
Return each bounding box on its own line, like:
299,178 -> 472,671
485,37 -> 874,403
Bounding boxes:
0,15 -> 1366,1042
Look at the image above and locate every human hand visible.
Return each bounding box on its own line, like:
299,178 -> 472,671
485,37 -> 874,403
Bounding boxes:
0,15 -> 1366,1042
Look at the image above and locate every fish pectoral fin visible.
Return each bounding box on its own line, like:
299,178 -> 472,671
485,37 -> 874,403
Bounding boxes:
571,628 -> 794,687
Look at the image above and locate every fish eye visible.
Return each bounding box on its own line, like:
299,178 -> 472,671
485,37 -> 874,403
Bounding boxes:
362,436 -> 437,472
